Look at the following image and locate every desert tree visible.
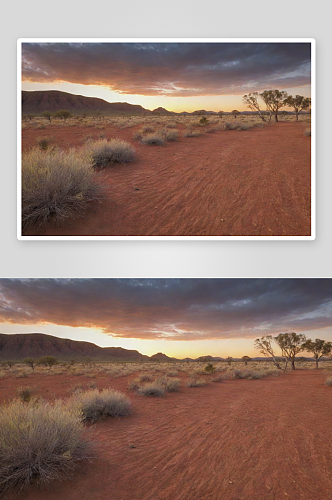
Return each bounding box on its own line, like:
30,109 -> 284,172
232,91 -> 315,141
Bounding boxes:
242,355 -> 251,366
274,332 -> 307,370
23,357 -> 36,371
231,110 -> 240,119
53,110 -> 72,121
254,335 -> 281,369
260,90 -> 289,123
302,338 -> 332,368
42,111 -> 52,122
242,92 -> 266,122
37,356 -> 58,370
218,110 -> 224,120
284,95 -> 311,121
226,356 -> 233,366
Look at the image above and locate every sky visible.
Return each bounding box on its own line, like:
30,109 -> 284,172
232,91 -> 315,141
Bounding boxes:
21,42 -> 311,113
0,279 -> 331,359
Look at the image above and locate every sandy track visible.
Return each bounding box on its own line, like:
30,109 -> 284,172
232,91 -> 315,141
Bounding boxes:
3,370 -> 332,500
22,122 -> 311,236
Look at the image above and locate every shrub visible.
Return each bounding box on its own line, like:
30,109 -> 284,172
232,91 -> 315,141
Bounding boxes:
199,116 -> 209,125
166,370 -> 179,377
211,375 -> 224,383
137,373 -> 154,383
165,129 -> 178,142
137,382 -> 165,396
304,128 -> 311,137
140,133 -> 165,145
22,148 -> 102,229
86,139 -> 136,168
183,129 -> 202,138
36,136 -> 52,150
204,363 -> 216,373
37,356 -> 58,369
166,378 -> 180,392
0,399 -> 90,494
71,388 -> 132,422
325,377 -> 332,386
223,121 -> 250,131
17,386 -> 35,402
186,378 -> 207,387
141,125 -> 155,133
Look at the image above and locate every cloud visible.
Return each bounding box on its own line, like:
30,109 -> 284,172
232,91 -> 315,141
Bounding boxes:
0,279 -> 331,341
22,42 -> 311,97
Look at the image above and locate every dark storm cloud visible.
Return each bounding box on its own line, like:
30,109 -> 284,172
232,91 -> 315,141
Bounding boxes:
0,279 -> 331,340
22,42 -> 311,96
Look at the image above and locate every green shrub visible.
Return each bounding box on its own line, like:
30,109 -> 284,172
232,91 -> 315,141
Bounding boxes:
0,399 -> 90,494
17,386 -> 35,402
22,148 -> 102,229
204,363 -> 216,373
36,136 -> 52,150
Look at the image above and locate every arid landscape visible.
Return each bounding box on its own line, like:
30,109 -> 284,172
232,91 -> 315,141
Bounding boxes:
1,279 -> 332,499
1,359 -> 332,500
20,41 -> 313,237
21,110 -> 311,237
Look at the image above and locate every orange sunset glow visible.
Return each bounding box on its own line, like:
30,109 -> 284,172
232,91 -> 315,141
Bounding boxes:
1,279 -> 331,359
21,42 -> 311,113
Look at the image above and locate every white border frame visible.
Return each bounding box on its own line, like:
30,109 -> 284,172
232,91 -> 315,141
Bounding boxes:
17,38 -> 316,241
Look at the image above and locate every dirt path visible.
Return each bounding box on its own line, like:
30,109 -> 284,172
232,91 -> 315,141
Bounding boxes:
22,122 -> 311,236
4,370 -> 332,500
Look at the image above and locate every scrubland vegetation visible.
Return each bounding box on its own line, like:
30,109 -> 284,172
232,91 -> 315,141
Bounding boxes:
21,93 -> 311,234
0,340 -> 330,496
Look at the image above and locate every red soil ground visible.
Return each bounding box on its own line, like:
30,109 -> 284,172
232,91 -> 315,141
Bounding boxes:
2,369 -> 332,500
22,122 -> 311,237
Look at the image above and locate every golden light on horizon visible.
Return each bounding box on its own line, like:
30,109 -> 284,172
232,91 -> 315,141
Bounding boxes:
21,81 -> 311,114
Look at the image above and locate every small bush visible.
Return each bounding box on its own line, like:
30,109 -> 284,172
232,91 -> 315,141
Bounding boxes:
186,378 -> 207,388
36,136 -> 52,150
72,389 -> 131,422
137,382 -> 165,396
137,373 -> 154,383
211,375 -> 224,383
141,125 -> 155,133
205,126 -> 221,133
165,129 -> 178,142
223,121 -> 250,131
304,128 -> 311,137
87,139 -> 136,168
166,370 -> 179,377
0,399 -> 90,494
183,129 -> 202,138
166,378 -> 180,392
140,133 -> 165,145
325,377 -> 332,386
199,116 -> 209,125
22,148 -> 102,229
17,386 -> 35,402
204,363 -> 216,373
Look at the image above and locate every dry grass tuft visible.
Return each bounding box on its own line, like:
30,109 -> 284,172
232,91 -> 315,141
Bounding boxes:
86,139 -> 136,168
325,377 -> 332,386
22,148 -> 102,229
140,132 -> 165,146
71,388 -> 132,422
137,382 -> 165,396
0,399 -> 90,494
304,128 -> 311,137
186,378 -> 207,388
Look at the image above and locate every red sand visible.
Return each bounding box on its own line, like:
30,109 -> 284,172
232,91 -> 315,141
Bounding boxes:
3,369 -> 332,500
22,122 -> 311,237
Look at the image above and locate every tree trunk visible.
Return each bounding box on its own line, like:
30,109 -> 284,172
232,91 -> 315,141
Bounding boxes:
258,110 -> 266,122
274,112 -> 278,122
315,358 -> 319,368
291,358 -> 296,370
295,111 -> 299,121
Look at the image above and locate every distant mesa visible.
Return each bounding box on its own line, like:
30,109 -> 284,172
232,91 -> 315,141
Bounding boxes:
22,90 -> 151,116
